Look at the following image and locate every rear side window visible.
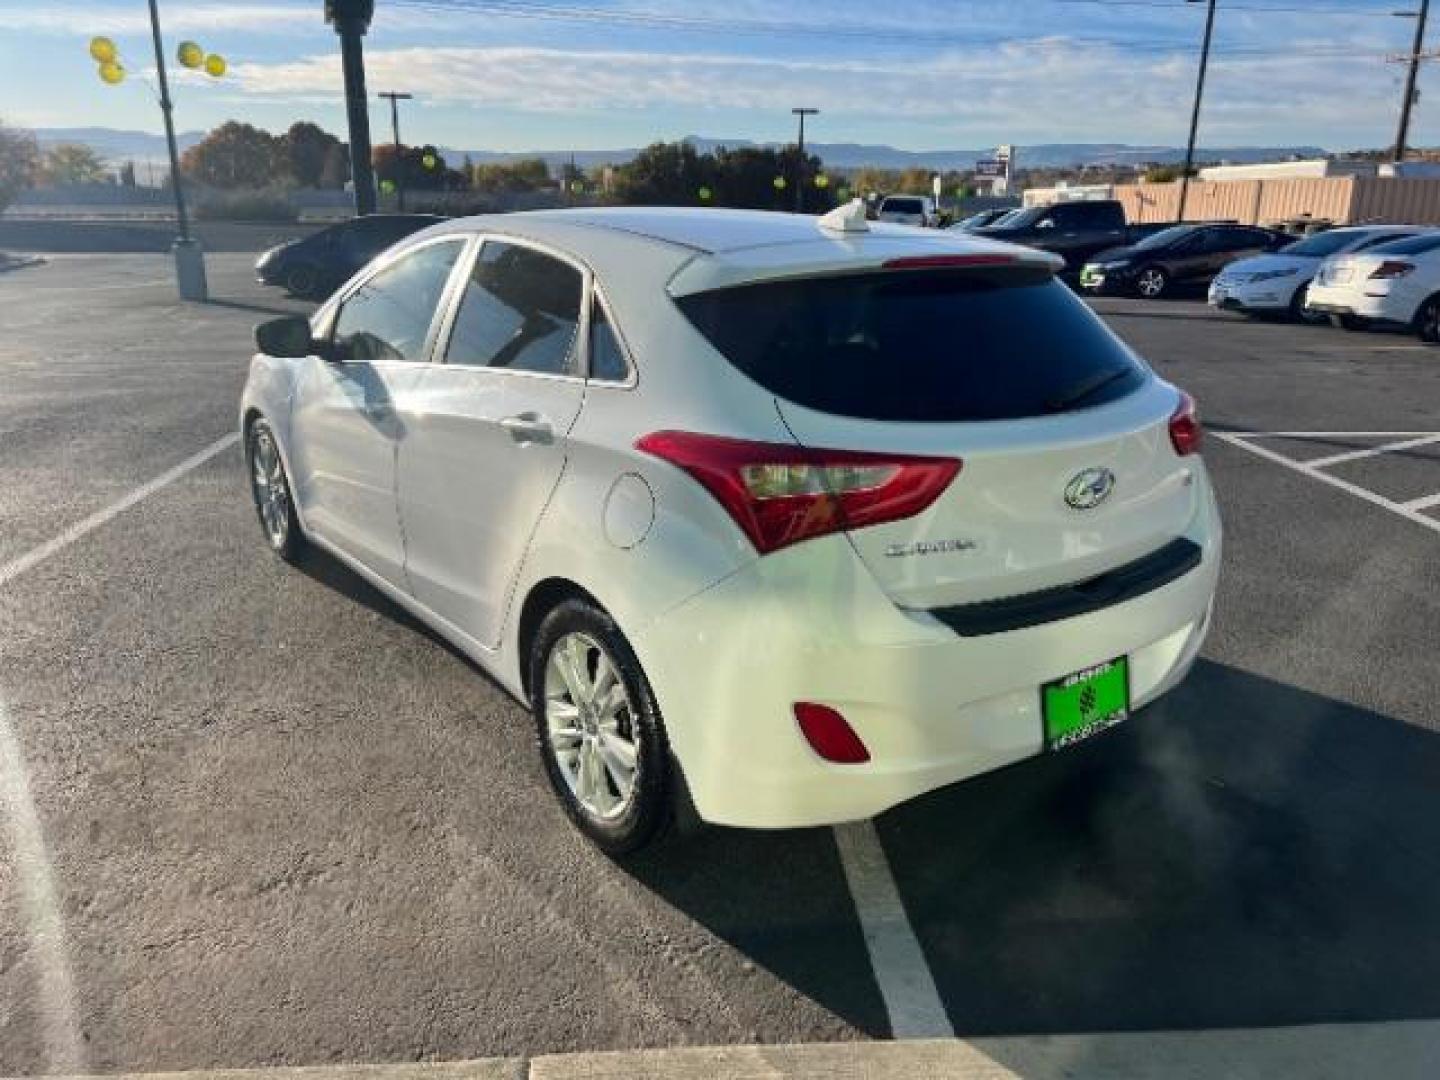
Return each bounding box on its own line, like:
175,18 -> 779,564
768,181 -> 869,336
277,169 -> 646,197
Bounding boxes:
588,297 -> 630,382
445,241 -> 584,375
675,270 -> 1147,422
1367,233 -> 1440,256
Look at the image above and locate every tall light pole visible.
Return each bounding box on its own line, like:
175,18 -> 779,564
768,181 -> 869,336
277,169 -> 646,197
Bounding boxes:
792,107 -> 819,213
146,0 -> 206,299
378,90 -> 412,210
1394,3 -> 1431,162
326,0 -> 377,216
1177,0 -> 1217,224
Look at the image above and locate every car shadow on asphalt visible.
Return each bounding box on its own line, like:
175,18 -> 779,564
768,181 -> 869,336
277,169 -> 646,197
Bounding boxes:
627,659 -> 1440,1038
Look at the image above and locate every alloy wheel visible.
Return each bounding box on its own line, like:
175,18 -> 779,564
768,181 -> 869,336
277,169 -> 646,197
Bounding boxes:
250,427 -> 290,549
543,632 -> 640,821
1137,269 -> 1166,298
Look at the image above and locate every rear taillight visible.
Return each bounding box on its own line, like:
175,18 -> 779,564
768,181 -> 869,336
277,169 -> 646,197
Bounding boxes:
1169,392 -> 1202,456
1370,260 -> 1414,280
635,430 -> 961,554
794,703 -> 870,764
882,253 -> 1017,270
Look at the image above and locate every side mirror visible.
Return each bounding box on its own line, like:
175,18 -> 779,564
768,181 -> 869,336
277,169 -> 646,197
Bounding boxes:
255,315 -> 315,358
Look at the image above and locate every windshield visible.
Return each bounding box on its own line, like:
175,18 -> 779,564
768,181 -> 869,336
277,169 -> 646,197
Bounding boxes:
677,268 -> 1146,421
996,206 -> 1046,228
1365,233 -> 1440,256
1281,231 -> 1369,257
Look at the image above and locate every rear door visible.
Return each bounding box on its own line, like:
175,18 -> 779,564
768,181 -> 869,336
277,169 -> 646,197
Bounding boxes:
394,237 -> 588,648
676,265 -> 1199,609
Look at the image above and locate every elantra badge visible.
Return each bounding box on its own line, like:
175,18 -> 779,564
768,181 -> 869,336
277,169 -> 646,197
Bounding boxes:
1064,467 -> 1115,510
884,538 -> 977,558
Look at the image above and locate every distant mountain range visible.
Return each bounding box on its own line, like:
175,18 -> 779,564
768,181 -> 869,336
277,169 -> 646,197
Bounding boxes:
34,127 -> 1330,173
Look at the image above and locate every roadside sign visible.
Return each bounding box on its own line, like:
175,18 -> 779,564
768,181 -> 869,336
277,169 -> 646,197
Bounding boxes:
975,160 -> 1005,177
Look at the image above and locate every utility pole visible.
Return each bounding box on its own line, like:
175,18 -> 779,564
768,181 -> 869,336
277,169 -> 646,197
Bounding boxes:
1177,0 -> 1217,224
1395,2 -> 1431,162
326,0 -> 377,216
146,0 -> 206,299
378,90 -> 412,210
792,107 -> 819,213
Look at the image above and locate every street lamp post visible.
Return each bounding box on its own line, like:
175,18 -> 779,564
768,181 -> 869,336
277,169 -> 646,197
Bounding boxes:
1394,3 -> 1431,162
378,90 -> 413,210
326,0 -> 377,216
1177,0 -> 1217,224
146,0 -> 206,299
792,107 -> 819,213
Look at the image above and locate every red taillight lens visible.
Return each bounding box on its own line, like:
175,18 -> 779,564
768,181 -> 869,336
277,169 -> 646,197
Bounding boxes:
1169,391 -> 1202,456
882,253 -> 1017,270
794,703 -> 870,764
635,430 -> 961,554
1370,260 -> 1414,280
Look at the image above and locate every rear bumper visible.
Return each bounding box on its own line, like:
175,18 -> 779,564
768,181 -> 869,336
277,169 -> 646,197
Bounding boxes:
1208,279 -> 1294,312
635,471 -> 1222,829
1305,284 -> 1415,323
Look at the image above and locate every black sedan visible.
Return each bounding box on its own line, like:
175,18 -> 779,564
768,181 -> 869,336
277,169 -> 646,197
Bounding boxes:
256,213 -> 444,299
1079,223 -> 1288,299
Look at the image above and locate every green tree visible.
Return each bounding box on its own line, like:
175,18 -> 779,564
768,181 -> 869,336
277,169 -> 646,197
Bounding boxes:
0,119 -> 39,211
611,141 -> 711,205
470,157 -> 551,194
39,142 -> 106,185
180,121 -> 281,188
281,121 -> 339,188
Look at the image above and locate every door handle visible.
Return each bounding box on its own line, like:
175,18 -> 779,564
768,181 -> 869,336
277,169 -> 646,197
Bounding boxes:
500,412 -> 554,445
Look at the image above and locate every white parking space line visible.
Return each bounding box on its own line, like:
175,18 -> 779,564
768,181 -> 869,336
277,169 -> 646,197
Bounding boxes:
1305,434 -> 1440,470
1215,432 -> 1440,537
832,821 -> 954,1039
1402,492 -> 1440,512
0,698 -> 86,1074
0,433 -> 239,590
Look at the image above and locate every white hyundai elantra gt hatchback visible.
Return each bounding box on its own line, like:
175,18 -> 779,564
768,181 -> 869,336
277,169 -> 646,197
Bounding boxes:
240,203 -> 1221,855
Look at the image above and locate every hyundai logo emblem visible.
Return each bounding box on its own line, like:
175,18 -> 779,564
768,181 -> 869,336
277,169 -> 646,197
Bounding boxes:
1064,467 -> 1116,510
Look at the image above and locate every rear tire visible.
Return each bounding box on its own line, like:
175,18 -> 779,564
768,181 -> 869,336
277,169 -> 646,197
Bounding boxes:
1135,266 -> 1168,299
1414,295 -> 1440,343
529,599 -> 674,857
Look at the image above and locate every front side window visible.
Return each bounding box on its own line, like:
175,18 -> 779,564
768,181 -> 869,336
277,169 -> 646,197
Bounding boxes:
445,241 -> 584,375
331,240 -> 464,363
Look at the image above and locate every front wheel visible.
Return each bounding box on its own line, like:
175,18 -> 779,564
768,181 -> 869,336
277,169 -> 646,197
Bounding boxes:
530,599 -> 674,856
1415,295 -> 1440,343
1290,282 -> 1328,324
283,262 -> 322,298
1135,266 -> 1169,299
247,418 -> 306,563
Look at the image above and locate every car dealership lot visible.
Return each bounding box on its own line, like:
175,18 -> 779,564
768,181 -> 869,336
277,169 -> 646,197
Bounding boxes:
2,256 -> 1439,1073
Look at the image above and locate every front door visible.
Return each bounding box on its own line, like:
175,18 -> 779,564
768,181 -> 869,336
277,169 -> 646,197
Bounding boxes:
287,238 -> 466,587
396,238 -> 589,648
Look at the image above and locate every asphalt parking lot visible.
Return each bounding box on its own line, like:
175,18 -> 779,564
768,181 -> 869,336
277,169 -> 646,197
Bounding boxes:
1,252 -> 1438,1075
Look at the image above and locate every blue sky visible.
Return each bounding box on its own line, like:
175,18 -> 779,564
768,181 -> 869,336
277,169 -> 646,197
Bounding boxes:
0,0 -> 1430,152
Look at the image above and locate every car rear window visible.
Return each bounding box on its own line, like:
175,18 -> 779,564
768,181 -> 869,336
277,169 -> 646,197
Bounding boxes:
882,198 -> 924,213
1366,233 -> 1440,256
675,268 -> 1148,422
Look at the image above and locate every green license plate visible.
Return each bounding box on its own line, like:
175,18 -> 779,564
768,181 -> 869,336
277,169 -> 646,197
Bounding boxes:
1043,657 -> 1129,750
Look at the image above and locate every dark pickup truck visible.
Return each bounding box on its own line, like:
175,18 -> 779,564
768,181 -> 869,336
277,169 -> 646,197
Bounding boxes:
972,199 -> 1166,272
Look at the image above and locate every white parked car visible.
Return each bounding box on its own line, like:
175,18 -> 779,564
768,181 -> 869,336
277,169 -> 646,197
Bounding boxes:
1209,225 -> 1426,322
241,203 -> 1221,854
876,194 -> 936,227
1306,231 -> 1440,339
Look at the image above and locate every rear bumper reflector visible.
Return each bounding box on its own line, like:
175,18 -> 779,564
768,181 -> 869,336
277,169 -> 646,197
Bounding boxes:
927,537 -> 1203,637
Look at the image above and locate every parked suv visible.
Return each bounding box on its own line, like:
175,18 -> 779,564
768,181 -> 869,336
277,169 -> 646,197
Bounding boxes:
1080,223 -> 1287,298
256,213 -> 444,299
242,206 -> 1219,853
876,195 -> 937,227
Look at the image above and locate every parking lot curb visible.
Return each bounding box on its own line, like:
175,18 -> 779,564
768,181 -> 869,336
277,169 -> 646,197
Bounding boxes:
9,1022 -> 1440,1080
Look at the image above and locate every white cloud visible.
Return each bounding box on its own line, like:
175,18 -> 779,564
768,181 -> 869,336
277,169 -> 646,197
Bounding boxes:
226,38 -> 1398,145
0,4 -> 325,35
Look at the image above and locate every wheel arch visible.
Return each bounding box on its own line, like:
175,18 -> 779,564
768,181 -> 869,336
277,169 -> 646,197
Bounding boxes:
515,577 -> 605,699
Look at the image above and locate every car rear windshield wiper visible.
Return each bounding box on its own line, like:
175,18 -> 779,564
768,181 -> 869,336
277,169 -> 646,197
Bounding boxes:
1045,367 -> 1134,412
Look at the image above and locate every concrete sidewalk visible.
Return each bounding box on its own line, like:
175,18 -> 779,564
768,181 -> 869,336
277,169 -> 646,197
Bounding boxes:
11,1022 -> 1440,1080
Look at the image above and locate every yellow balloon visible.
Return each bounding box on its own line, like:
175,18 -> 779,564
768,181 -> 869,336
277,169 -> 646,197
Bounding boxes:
98,60 -> 125,85
204,53 -> 226,77
89,36 -> 117,63
177,41 -> 204,69
773,176 -> 787,190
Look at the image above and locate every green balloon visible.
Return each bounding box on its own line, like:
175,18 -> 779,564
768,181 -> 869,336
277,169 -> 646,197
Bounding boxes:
698,186 -> 713,201
773,176 -> 787,190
